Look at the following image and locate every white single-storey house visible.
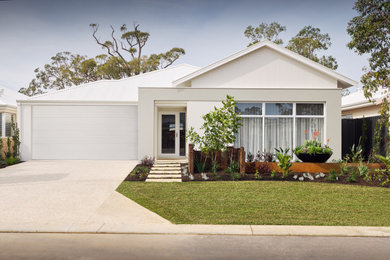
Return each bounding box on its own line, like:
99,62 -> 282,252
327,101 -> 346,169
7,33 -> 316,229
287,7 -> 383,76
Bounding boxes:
18,40 -> 357,161
0,85 -> 26,137
342,88 -> 388,119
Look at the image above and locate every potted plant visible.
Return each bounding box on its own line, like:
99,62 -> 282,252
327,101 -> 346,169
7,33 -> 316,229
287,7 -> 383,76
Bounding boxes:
294,131 -> 333,163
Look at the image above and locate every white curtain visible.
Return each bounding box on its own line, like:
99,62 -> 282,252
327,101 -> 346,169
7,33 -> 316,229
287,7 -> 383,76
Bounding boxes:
235,117 -> 262,155
264,118 -> 293,153
296,118 -> 324,145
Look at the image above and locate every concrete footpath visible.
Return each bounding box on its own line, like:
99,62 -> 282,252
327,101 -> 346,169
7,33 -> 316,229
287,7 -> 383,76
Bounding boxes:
1,191 -> 390,237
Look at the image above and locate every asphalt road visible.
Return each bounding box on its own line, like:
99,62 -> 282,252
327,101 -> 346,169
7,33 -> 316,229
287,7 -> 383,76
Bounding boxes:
0,233 -> 389,260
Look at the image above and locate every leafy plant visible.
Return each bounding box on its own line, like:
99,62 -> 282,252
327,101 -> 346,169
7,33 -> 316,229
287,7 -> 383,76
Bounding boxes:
131,166 -> 149,177
5,138 -> 11,159
211,162 -> 220,174
254,170 -> 262,180
247,152 -> 254,162
345,143 -> 363,163
5,156 -> 20,166
0,138 -> 3,161
140,155 -> 155,168
347,169 -> 360,183
358,162 -> 369,177
194,161 -> 206,173
231,172 -> 240,181
275,148 -> 292,178
294,139 -> 333,156
339,162 -> 350,176
11,116 -> 20,158
225,162 -> 239,174
256,162 -> 271,175
326,169 -> 339,182
186,95 -> 242,168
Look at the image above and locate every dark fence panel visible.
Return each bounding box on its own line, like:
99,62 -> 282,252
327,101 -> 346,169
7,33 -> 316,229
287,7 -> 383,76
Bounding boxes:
342,116 -> 386,159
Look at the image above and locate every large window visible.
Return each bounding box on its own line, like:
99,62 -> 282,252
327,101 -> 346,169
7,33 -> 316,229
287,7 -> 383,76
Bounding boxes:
234,103 -> 325,155
0,113 -> 15,138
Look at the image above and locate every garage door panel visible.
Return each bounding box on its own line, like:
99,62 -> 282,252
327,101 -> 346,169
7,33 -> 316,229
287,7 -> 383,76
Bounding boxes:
32,105 -> 138,160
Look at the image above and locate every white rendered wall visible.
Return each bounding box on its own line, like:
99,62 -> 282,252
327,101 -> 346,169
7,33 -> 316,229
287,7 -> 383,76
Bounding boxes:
191,47 -> 338,89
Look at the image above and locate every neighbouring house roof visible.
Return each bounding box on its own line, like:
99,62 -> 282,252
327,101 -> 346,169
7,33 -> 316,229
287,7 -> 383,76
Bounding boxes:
173,40 -> 358,88
342,88 -> 389,110
0,85 -> 27,108
19,64 -> 199,103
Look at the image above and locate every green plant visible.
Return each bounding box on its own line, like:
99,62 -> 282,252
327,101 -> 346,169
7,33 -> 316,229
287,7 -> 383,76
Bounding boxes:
347,169 -> 360,183
270,170 -> 278,179
254,170 -> 262,180
5,156 -> 20,166
0,138 -> 3,161
131,166 -> 149,178
211,162 -> 220,174
358,162 -> 369,177
326,169 -> 339,182
140,155 -> 155,167
294,139 -> 333,156
231,172 -> 240,181
5,137 -> 11,159
186,95 -> 242,169
370,155 -> 390,186
225,161 -> 239,178
345,143 -> 363,163
275,147 -> 292,178
339,161 -> 350,176
195,161 -> 206,173
11,116 -> 20,158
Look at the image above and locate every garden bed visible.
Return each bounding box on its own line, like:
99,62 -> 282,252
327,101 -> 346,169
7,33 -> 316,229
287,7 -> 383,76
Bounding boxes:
123,164 -> 151,181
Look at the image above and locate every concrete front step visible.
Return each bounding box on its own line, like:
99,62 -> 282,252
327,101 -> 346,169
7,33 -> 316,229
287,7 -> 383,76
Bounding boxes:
155,160 -> 188,164
152,164 -> 181,168
151,167 -> 181,171
150,170 -> 181,174
145,178 -> 182,182
148,174 -> 182,179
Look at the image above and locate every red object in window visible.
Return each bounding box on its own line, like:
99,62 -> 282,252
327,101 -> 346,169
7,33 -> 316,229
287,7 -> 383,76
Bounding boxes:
313,130 -> 319,138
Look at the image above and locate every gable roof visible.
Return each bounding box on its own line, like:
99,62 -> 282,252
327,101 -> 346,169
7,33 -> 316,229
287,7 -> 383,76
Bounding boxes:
342,88 -> 388,110
173,40 -> 357,88
0,85 -> 27,107
20,64 -> 199,103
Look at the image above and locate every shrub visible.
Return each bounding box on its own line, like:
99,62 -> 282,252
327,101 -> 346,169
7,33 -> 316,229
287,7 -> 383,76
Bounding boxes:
254,151 -> 274,162
256,162 -> 271,174
326,169 -> 339,182
344,144 -> 363,163
131,166 -> 149,177
347,169 -> 360,182
254,170 -> 261,180
5,156 -> 20,166
225,162 -> 239,174
275,148 -> 292,178
247,152 -> 254,162
231,172 -> 240,181
339,162 -> 350,176
140,156 -> 155,167
358,162 -> 369,177
195,161 -> 206,173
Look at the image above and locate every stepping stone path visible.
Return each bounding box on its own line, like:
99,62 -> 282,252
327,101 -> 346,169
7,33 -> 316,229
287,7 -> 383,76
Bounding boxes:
146,160 -> 187,182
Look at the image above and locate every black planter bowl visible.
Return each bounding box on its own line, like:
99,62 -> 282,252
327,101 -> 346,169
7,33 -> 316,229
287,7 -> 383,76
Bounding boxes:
296,153 -> 332,163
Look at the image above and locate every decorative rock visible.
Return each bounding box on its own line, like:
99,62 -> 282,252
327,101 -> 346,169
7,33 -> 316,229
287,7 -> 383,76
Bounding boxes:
306,173 -> 314,180
299,177 -> 304,181
319,172 -> 325,178
303,173 -> 308,178
189,174 -> 194,181
201,173 -> 209,180
315,174 -> 320,179
293,175 -> 298,180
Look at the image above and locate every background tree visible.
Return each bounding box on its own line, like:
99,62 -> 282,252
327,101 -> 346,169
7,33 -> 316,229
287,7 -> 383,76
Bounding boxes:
20,24 -> 185,96
244,24 -> 338,70
347,0 -> 389,99
287,26 -> 338,69
244,22 -> 286,46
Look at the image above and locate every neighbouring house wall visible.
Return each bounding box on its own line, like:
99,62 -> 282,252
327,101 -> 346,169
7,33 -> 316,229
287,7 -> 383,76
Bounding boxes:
18,103 -> 32,161
138,87 -> 342,161
0,137 -> 14,159
342,104 -> 381,119
190,47 -> 338,89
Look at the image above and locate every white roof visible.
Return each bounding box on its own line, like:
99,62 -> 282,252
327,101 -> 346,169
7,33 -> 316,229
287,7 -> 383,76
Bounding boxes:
22,64 -> 199,102
173,40 -> 358,88
342,88 -> 388,109
0,85 -> 27,107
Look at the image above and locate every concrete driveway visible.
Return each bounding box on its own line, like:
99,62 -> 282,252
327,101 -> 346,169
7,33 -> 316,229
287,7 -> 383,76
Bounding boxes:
0,160 -> 170,232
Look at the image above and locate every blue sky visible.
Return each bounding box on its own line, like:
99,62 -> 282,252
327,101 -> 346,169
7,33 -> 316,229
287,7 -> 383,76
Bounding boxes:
0,0 -> 367,92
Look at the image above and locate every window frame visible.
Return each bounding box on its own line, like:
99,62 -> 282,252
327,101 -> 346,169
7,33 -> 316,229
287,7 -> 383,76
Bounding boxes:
235,102 -> 326,154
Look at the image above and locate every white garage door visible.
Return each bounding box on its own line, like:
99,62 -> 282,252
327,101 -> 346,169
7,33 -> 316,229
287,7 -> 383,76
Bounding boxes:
32,105 -> 138,160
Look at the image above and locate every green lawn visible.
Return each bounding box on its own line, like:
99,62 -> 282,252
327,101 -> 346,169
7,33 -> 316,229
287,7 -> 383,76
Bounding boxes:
117,181 -> 390,226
